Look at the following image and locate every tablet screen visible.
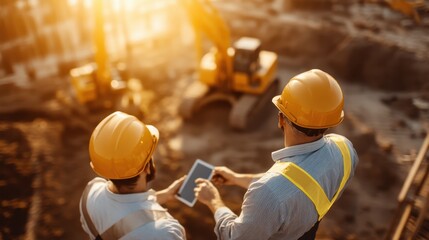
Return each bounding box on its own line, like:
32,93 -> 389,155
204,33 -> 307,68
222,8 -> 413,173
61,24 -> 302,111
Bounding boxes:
176,159 -> 214,207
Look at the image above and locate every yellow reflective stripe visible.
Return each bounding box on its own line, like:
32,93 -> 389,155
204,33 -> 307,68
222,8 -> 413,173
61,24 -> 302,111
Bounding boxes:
324,136 -> 352,218
269,162 -> 330,219
268,136 -> 352,221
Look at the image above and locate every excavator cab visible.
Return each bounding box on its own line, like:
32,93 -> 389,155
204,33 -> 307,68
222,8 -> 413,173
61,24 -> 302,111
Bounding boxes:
233,37 -> 262,88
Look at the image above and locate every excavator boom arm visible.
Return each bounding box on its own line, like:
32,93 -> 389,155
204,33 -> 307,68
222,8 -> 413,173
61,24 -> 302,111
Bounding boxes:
180,0 -> 233,80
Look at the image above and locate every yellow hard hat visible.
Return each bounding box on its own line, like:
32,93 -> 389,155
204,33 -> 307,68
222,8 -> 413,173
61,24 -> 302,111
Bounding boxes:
272,69 -> 344,129
89,111 -> 159,179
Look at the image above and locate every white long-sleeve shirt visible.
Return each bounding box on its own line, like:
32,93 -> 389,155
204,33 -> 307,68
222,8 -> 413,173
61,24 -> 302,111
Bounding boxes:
214,134 -> 359,240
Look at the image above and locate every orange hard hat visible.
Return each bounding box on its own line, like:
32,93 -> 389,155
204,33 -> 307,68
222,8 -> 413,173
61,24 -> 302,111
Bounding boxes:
272,69 -> 344,129
89,111 -> 159,179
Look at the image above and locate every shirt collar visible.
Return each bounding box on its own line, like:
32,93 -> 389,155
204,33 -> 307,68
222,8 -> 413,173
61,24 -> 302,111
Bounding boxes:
271,136 -> 327,163
105,186 -> 156,203
104,187 -> 166,210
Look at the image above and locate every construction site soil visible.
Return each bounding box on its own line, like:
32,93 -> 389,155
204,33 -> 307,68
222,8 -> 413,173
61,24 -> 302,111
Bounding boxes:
1,2 -> 429,240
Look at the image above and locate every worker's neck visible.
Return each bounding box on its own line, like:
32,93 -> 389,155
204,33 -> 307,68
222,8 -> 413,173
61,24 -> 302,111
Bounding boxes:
108,177 -> 148,194
284,128 -> 323,147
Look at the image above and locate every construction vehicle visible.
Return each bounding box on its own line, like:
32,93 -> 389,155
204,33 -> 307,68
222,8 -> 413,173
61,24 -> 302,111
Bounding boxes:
69,0 -> 145,117
179,0 -> 279,130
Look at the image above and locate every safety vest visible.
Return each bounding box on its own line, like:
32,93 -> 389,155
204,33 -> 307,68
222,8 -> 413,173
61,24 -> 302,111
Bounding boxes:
80,179 -> 170,240
268,135 -> 352,221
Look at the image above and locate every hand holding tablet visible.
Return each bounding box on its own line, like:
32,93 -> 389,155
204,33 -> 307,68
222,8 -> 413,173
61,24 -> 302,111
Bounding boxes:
176,159 -> 214,207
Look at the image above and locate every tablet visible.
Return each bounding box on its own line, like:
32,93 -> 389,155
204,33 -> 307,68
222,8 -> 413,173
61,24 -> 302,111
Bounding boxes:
176,159 -> 214,207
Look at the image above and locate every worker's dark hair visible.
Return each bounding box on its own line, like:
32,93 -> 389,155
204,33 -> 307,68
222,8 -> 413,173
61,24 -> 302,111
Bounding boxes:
280,112 -> 327,137
291,122 -> 327,137
110,174 -> 140,189
110,159 -> 155,189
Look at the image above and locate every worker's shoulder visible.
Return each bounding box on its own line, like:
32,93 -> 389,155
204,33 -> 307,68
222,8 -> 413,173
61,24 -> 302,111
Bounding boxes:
86,177 -> 107,191
325,133 -> 349,141
325,133 -> 359,165
83,177 -> 107,201
88,177 -> 107,185
325,133 -> 355,147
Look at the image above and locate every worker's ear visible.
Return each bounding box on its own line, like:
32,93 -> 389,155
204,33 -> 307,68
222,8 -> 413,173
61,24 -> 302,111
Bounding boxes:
278,112 -> 284,129
145,159 -> 156,183
144,160 -> 152,174
144,164 -> 150,174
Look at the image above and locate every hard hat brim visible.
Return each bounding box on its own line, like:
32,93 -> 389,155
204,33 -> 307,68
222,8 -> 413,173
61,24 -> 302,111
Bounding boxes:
272,95 -> 286,115
146,125 -> 159,141
272,95 -> 344,129
145,125 -> 159,166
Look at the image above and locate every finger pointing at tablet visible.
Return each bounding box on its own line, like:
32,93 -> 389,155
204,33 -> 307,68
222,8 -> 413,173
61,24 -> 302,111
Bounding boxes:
194,178 -> 225,213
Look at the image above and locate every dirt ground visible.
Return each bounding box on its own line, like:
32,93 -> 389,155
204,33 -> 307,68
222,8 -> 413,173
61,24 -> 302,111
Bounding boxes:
1,2 -> 429,240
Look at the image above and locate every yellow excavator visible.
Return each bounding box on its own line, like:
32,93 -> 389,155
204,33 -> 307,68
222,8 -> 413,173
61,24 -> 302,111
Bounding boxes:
69,0 -> 145,117
179,0 -> 279,130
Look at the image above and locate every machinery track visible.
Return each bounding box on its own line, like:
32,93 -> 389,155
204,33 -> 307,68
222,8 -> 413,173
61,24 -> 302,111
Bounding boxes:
179,78 -> 279,130
229,78 -> 279,130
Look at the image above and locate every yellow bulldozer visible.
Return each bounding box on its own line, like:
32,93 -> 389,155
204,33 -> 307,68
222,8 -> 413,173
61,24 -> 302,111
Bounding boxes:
179,0 -> 279,130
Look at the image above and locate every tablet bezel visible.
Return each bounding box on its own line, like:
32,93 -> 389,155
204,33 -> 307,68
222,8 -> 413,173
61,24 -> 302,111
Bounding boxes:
175,159 -> 214,207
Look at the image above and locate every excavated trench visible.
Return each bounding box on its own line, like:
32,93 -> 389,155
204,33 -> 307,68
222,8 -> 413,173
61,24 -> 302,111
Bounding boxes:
1,3 -> 429,239
218,1 -> 429,91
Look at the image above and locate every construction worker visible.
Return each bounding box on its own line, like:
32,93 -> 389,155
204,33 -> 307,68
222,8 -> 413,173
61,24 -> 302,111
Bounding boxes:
194,69 -> 359,239
79,111 -> 186,240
